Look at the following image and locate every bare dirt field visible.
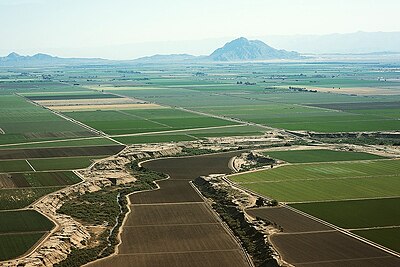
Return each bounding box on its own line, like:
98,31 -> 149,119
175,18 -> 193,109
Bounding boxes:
271,231 -> 400,266
89,151 -> 249,267
129,180 -> 203,204
125,203 -> 218,226
0,145 -> 125,160
246,206 -> 331,233
141,151 -> 240,180
119,224 -> 240,254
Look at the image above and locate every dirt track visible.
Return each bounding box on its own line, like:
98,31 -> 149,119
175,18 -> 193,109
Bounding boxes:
88,151 -> 250,267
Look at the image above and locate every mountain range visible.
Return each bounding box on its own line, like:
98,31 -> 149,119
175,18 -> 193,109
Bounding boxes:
0,52 -> 107,65
2,33 -> 400,65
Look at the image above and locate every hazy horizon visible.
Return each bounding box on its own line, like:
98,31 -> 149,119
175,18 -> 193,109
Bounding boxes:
1,0 -> 400,59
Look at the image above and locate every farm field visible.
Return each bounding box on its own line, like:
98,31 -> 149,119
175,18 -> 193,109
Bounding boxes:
64,108 -> 237,135
0,210 -> 54,233
0,171 -> 81,210
0,137 -> 118,149
0,187 -> 62,210
264,149 -> 384,163
0,233 -> 48,261
0,160 -> 33,172
28,156 -> 101,171
0,145 -> 124,160
0,95 -> 95,145
353,228 -> 400,253
290,198 -> 400,229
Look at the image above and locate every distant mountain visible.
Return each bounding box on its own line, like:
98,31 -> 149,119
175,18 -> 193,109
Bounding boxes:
262,31 -> 400,54
209,37 -> 300,61
0,52 -> 108,66
134,54 -> 200,63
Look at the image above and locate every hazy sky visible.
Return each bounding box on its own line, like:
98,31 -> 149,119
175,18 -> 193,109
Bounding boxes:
1,0 -> 399,58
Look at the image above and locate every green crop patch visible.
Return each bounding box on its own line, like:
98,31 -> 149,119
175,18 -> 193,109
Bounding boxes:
231,160 -> 400,183
22,172 -> 82,187
0,160 -> 32,172
0,137 -> 117,149
0,210 -> 54,233
29,157 -> 100,171
230,160 -> 400,202
64,108 -> 236,135
242,175 -> 400,202
291,198 -> 400,229
352,228 -> 400,253
0,95 -> 94,145
0,187 -> 63,210
264,149 -> 384,163
0,232 -> 47,261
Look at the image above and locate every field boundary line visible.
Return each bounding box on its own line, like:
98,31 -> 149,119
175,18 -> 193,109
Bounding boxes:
116,110 -> 172,128
118,248 -> 247,256
130,201 -> 205,206
25,159 -> 36,172
348,225 -> 400,231
287,195 -> 400,204
0,136 -> 111,149
277,230 -> 337,235
0,230 -> 48,236
236,173 -> 400,184
292,255 -> 396,265
123,222 -> 220,228
109,124 -> 246,138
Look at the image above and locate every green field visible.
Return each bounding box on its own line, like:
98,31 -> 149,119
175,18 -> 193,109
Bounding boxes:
0,232 -> 47,260
242,175 -> 399,202
0,160 -> 32,172
0,137 -> 117,149
21,172 -> 82,187
29,157 -> 100,171
231,159 -> 400,183
264,149 -> 384,163
0,95 -> 93,145
352,228 -> 400,253
291,198 -> 400,228
64,108 -> 237,135
0,210 -> 54,233
231,160 -> 400,202
0,187 -> 62,210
